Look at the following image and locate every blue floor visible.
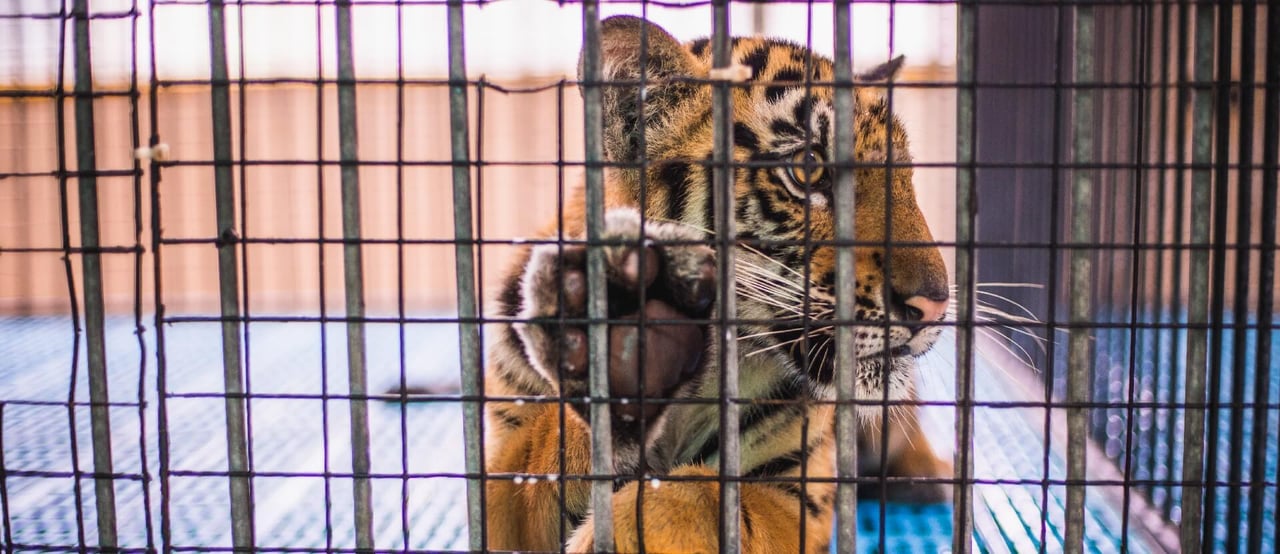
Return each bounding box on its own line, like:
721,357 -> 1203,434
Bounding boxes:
0,316 -> 1274,552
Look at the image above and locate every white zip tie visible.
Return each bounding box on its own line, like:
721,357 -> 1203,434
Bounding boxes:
709,63 -> 752,82
133,143 -> 170,162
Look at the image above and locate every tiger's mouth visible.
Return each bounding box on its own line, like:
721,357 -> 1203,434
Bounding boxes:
865,344 -> 913,359
731,246 -> 944,391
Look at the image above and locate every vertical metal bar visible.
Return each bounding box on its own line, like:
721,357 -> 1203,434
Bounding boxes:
70,0 -> 119,548
710,3 -> 740,552
232,10 -> 260,552
1225,0 -> 1257,548
953,1 -> 977,551
580,4 -> 615,550
633,7 -> 652,551
795,8 -> 817,552
54,1 -> 91,546
312,4 -> 335,550
333,1 -> 375,549
127,0 -> 157,549
831,3 -> 857,553
1144,0 -> 1172,516
1247,5 -> 1280,551
1065,5 -> 1094,554
1041,6 -> 1067,548
1120,2 -> 1152,544
446,1 -> 485,550
207,0 -> 254,548
1179,1 -> 1216,549
0,406 -> 13,554
1202,0 -> 1234,545
395,1 -> 412,551
555,80 -> 571,552
207,1 -> 254,548
1165,0 -> 1193,523
146,0 -> 173,547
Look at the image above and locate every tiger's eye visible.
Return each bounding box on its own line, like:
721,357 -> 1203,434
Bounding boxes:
788,149 -> 826,188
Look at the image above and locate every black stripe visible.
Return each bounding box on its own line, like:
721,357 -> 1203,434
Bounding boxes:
690,376 -> 808,465
770,118 -> 801,140
491,407 -> 524,429
740,375 -> 806,437
657,161 -> 692,221
701,157 -> 716,233
733,122 -> 759,150
565,508 -> 585,530
779,482 -> 823,517
764,84 -> 793,105
754,177 -> 792,225
498,272 -> 523,317
817,113 -> 831,150
689,37 -> 710,58
692,428 -> 720,465
767,69 -> 803,105
739,45 -> 770,81
745,449 -> 804,479
793,96 -> 817,125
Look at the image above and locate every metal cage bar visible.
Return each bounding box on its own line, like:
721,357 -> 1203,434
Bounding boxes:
206,1 -> 255,548
1064,5 -> 1095,553
146,0 -> 174,548
1201,0 -> 1233,543
1179,2 -> 1216,550
1248,6 -> 1280,552
0,407 -> 11,551
446,1 -> 486,550
710,2 -> 741,552
952,1 -> 977,551
334,1 -> 376,548
1225,0 -> 1257,548
580,3 -> 616,550
831,2 -> 858,553
70,0 -> 119,549
127,0 -> 158,549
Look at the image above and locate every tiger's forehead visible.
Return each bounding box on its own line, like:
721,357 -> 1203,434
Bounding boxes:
688,36 -> 835,97
691,36 -> 839,81
687,36 -> 841,149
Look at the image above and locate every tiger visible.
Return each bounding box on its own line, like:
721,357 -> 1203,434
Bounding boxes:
482,16 -> 952,553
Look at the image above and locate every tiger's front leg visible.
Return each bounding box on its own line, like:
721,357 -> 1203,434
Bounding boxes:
565,464 -> 835,554
486,208 -> 718,550
512,209 -> 716,458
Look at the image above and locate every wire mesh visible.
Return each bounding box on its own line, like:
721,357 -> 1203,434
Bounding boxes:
0,1 -> 1276,553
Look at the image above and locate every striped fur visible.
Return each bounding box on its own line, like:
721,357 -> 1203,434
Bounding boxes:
484,16 -> 951,552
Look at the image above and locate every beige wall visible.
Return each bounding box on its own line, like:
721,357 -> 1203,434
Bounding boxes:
0,67 -> 955,316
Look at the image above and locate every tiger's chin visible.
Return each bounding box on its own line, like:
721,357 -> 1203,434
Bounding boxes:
852,355 -> 918,422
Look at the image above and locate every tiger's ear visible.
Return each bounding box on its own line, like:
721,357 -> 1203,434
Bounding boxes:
858,55 -> 905,82
579,16 -> 704,163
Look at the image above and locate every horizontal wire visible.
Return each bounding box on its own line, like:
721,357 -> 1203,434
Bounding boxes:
156,314 -> 1275,331
152,235 -> 1274,251
136,157 -> 1267,172
137,0 -> 1240,8
151,76 -> 1266,91
148,468 -> 1278,490
158,391 -> 1280,412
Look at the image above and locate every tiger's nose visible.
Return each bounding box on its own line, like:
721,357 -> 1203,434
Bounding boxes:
902,295 -> 949,325
889,286 -> 950,331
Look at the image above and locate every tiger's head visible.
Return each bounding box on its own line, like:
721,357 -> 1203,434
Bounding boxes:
586,16 -> 949,405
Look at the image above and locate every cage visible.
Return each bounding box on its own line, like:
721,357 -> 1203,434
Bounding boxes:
0,0 -> 1276,552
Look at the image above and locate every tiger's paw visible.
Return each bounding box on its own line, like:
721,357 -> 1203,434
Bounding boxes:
514,209 -> 716,428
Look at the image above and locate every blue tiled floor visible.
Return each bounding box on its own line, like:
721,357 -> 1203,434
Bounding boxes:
1,316 -> 1273,552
